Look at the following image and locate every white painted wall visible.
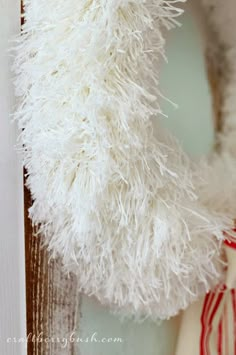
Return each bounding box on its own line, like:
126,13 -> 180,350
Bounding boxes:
0,1 -> 26,354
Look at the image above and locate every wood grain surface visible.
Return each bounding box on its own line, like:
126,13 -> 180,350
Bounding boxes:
24,186 -> 80,355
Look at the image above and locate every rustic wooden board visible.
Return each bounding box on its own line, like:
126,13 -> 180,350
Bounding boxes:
24,186 -> 80,355
205,41 -> 225,136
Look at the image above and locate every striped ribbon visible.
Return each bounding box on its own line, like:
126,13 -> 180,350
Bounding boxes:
200,230 -> 236,355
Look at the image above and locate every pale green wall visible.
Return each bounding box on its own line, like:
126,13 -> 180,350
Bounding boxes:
160,12 -> 214,157
78,298 -> 179,355
77,10 -> 214,355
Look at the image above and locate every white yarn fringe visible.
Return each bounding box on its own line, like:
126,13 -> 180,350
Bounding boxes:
13,0 -> 230,320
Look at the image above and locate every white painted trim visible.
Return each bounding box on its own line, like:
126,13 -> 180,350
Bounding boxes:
0,1 -> 27,354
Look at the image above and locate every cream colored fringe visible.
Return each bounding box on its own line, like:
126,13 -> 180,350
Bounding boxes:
13,0 -> 231,320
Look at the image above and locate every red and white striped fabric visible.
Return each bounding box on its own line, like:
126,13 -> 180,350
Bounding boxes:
176,230 -> 236,355
200,285 -> 236,355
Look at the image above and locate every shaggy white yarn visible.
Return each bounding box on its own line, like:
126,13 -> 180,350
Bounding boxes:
13,0 -> 229,320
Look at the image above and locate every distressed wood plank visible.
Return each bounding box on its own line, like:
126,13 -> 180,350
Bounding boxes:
205,41 -> 226,136
25,186 -> 80,355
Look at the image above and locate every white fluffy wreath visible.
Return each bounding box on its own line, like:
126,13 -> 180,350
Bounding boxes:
13,0 -> 235,320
